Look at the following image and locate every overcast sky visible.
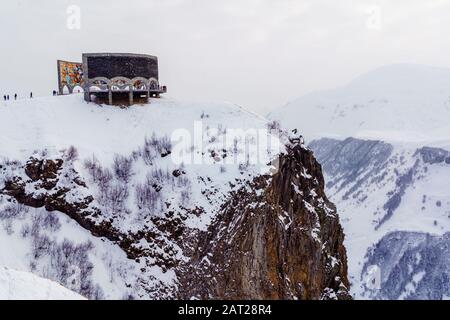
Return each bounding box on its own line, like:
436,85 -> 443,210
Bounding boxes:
1,0 -> 450,113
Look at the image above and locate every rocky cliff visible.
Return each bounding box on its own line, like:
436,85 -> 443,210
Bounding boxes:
1,140 -> 350,299
179,142 -> 350,300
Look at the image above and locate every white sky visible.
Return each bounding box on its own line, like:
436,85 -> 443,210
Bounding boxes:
1,0 -> 450,113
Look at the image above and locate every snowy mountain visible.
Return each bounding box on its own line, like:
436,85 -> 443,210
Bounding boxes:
0,95 -> 350,299
0,266 -> 85,300
310,138 -> 450,299
269,64 -> 450,299
269,64 -> 450,143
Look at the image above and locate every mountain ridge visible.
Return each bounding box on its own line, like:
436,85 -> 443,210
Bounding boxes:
269,64 -> 450,143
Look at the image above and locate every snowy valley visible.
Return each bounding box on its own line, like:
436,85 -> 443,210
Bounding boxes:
270,64 -> 450,299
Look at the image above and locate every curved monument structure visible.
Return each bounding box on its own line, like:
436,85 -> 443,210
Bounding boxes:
82,53 -> 167,105
57,53 -> 167,105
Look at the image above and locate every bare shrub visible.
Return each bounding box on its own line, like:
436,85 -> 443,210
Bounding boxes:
65,146 -> 79,161
3,220 -> 13,235
141,137 -> 158,165
97,168 -> 113,194
150,167 -> 173,185
180,188 -> 191,206
131,150 -> 141,162
21,224 -> 31,238
135,176 -> 161,212
42,213 -> 61,232
239,161 -> 249,172
30,215 -> 42,239
107,183 -> 129,213
176,175 -> 191,188
48,239 -> 102,299
84,156 -> 102,182
0,202 -> 26,220
113,155 -> 133,183
148,134 -> 172,156
31,233 -> 52,259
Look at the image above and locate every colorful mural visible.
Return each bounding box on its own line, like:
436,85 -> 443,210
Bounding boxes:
58,60 -> 84,94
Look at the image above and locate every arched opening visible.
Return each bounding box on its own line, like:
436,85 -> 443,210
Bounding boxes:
73,85 -> 84,93
149,78 -> 159,90
62,85 -> 70,95
131,78 -> 150,104
109,78 -> 132,106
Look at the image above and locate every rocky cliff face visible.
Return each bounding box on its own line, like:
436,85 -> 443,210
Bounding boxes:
0,140 -> 350,300
179,143 -> 350,300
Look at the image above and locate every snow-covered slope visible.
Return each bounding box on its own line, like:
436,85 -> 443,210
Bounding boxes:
0,93 -> 355,300
0,94 -> 270,164
269,64 -> 450,144
0,266 -> 85,300
270,64 -> 450,300
0,94 -> 352,299
310,138 -> 450,299
0,95 -> 280,299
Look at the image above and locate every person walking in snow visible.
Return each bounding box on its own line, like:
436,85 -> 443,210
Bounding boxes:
3,95 -> 5,101
14,93 -> 17,100
6,94 -> 9,101
30,92 -> 33,99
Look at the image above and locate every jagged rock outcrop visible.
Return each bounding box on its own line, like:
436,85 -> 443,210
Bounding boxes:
1,157 -> 180,270
179,143 -> 351,300
2,158 -> 122,240
1,143 -> 350,299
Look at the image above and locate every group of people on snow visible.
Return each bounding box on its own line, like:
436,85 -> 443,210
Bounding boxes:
2,91 -> 60,101
3,92 -> 33,101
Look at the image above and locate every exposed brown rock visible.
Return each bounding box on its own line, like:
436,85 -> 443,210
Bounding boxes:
2,144 -> 351,300
179,145 -> 351,300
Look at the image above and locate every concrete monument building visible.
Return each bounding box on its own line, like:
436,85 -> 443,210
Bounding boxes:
57,53 -> 167,105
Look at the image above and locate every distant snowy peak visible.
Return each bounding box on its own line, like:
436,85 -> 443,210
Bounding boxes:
269,64 -> 450,142
347,64 -> 450,95
0,266 -> 85,300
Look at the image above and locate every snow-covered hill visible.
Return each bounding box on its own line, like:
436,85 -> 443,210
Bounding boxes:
0,95 -> 273,298
269,64 -> 450,144
0,266 -> 85,299
0,94 -> 350,299
270,64 -> 450,300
